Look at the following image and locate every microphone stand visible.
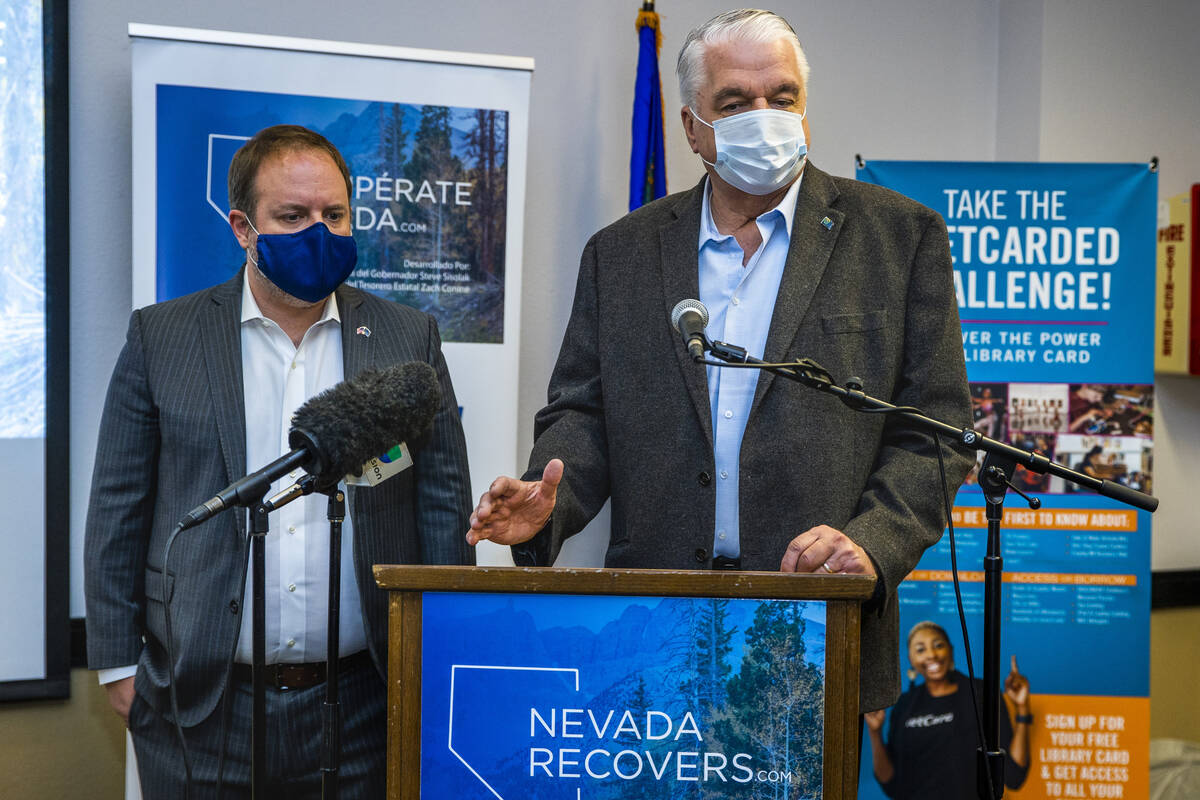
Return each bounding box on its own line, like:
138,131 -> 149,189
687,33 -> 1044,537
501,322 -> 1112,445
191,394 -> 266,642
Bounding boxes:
173,428 -> 350,796
321,485 -> 346,800
975,450 -> 1035,800
700,337 -> 1158,800
248,500 -> 270,799
260,475 -> 346,800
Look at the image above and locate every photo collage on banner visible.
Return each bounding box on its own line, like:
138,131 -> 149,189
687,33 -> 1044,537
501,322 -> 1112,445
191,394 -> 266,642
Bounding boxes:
420,593 -> 827,799
856,161 -> 1156,800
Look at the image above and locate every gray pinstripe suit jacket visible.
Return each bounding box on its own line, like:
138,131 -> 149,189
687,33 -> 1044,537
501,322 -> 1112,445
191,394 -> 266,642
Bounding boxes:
515,163 -> 974,712
84,271 -> 473,726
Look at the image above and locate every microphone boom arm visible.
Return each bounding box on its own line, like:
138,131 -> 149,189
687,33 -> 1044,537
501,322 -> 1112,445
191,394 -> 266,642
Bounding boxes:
703,340 -> 1159,511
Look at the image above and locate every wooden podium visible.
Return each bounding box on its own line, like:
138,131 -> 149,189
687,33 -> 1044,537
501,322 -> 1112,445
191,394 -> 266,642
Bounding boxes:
374,565 -> 875,799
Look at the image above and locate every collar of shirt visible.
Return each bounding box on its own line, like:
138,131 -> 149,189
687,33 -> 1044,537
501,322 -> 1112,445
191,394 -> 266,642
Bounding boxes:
697,171 -> 803,251
239,270 -> 341,330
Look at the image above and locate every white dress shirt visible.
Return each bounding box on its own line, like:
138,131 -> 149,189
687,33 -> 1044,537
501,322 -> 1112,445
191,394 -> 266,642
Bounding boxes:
235,273 -> 367,664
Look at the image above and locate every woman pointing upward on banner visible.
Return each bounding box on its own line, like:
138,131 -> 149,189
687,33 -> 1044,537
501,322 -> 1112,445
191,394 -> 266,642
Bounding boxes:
865,621 -> 1032,799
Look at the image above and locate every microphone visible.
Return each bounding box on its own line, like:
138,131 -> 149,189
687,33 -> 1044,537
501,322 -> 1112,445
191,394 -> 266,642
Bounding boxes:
262,474 -> 319,514
671,298 -> 710,361
177,362 -> 442,530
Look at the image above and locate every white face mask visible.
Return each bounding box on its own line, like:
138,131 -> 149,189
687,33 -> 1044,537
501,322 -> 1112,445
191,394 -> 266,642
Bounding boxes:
690,107 -> 808,195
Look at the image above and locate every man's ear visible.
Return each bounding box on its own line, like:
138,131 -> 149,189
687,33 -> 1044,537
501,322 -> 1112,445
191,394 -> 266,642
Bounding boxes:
228,209 -> 253,250
681,106 -> 701,154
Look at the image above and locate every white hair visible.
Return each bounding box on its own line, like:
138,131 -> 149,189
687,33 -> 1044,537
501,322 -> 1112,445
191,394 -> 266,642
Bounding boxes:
676,9 -> 811,109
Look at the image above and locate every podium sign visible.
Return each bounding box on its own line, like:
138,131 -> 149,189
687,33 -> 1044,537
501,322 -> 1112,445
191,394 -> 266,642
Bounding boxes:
375,566 -> 874,800
422,592 -> 826,798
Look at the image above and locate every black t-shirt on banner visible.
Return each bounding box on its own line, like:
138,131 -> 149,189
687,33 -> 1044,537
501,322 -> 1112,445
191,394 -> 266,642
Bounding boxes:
879,670 -> 1029,799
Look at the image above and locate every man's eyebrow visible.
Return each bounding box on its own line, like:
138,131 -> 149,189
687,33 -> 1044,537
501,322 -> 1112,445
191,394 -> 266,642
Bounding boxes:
711,86 -> 751,104
710,81 -> 803,104
269,201 -> 349,213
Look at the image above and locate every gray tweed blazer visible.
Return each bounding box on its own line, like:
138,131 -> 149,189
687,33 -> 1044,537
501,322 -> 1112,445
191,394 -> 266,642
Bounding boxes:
516,163 -> 973,712
84,272 -> 472,726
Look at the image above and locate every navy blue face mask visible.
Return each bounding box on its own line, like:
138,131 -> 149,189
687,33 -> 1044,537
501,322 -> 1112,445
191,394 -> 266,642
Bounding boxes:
246,218 -> 358,303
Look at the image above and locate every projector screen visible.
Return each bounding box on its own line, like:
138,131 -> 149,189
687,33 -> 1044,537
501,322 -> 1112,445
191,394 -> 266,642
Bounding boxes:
0,0 -> 69,700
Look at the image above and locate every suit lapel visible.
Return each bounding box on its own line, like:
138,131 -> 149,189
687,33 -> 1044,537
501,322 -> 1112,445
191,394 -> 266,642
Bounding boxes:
200,272 -> 248,534
658,181 -> 713,448
335,284 -> 372,531
337,284 -> 372,379
751,164 -> 844,415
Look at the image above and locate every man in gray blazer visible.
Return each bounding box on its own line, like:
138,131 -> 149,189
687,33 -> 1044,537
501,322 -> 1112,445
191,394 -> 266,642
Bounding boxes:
467,9 -> 972,715
86,125 -> 472,797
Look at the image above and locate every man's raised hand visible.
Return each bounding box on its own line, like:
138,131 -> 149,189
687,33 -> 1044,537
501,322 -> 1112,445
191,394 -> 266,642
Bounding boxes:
466,459 -> 564,546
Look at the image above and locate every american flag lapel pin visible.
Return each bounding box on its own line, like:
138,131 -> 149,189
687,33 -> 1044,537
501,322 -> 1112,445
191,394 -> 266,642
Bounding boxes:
356,325 -> 371,338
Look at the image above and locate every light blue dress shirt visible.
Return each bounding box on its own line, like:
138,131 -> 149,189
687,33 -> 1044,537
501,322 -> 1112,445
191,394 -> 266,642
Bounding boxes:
698,175 -> 802,558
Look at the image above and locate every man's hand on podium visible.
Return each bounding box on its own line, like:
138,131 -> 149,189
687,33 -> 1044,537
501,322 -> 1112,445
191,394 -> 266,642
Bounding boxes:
779,525 -> 878,577
466,459 -> 564,547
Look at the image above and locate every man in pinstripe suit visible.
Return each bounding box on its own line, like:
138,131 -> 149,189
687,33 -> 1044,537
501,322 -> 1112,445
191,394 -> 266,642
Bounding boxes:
85,125 -> 473,798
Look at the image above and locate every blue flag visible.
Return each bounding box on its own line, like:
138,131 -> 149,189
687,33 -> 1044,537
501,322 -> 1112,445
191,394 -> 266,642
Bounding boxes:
630,8 -> 667,211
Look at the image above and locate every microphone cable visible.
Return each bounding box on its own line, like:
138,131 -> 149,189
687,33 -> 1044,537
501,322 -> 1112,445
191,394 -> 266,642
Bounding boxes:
160,516 -> 254,800
214,527 -> 252,800
931,431 -> 1000,800
159,521 -> 195,800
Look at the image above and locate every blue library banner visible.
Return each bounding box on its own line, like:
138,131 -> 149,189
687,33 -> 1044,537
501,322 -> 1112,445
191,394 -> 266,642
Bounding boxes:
858,161 -> 1154,384
855,161 -> 1155,800
420,592 -> 827,799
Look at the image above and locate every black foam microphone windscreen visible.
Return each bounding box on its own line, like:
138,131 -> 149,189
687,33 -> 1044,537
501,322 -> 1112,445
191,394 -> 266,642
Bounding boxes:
177,362 -> 442,530
288,362 -> 442,482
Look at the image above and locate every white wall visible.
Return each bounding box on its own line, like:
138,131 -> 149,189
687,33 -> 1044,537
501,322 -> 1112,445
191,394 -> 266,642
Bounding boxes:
1035,0 -> 1200,570
66,0 -> 1198,616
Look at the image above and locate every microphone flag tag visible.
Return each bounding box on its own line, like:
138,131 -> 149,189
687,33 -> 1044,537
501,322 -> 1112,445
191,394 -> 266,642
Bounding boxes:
345,442 -> 413,486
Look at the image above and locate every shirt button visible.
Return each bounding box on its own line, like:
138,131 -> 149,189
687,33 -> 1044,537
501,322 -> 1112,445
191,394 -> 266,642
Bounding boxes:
288,583 -> 296,593
286,639 -> 296,648
288,526 -> 296,534
718,531 -> 727,540
720,470 -> 729,479
732,297 -> 740,306
289,471 -> 297,479
723,410 -> 733,419
290,362 -> 297,371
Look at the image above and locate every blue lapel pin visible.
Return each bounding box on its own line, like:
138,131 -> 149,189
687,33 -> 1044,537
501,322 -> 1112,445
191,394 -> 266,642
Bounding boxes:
356,325 -> 371,338
820,216 -> 835,231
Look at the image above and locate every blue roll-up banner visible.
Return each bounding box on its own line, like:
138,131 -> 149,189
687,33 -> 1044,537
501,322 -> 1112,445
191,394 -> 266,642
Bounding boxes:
130,27 -> 534,566
855,161 -> 1156,800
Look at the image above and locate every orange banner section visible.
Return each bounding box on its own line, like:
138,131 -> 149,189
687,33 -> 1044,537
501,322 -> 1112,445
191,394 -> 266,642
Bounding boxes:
907,570 -> 1137,586
1007,695 -> 1148,800
951,506 -> 1138,531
